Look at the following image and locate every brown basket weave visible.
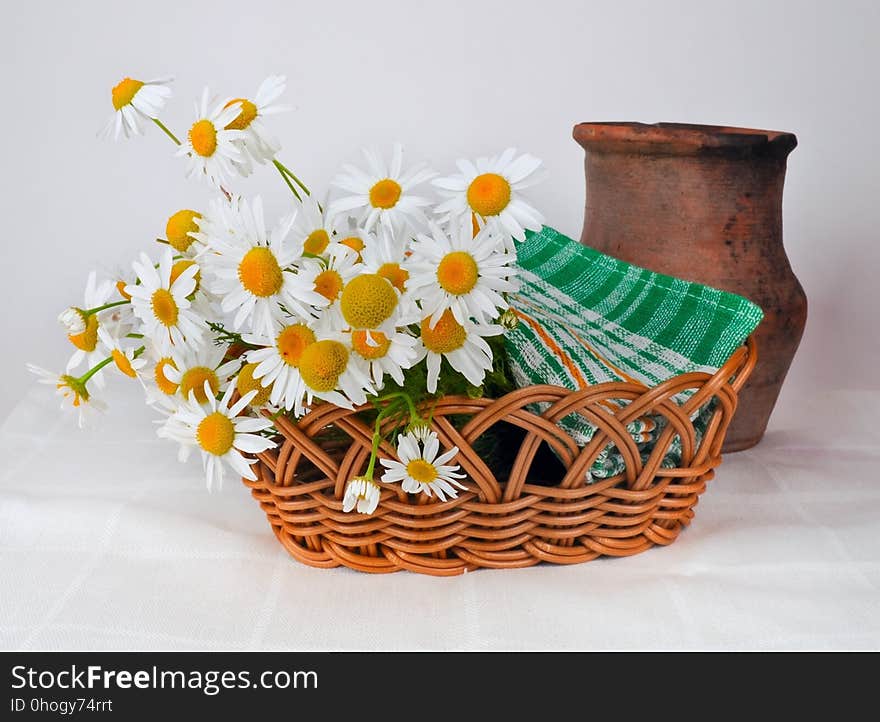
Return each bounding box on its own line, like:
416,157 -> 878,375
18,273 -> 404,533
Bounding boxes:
243,338 -> 756,575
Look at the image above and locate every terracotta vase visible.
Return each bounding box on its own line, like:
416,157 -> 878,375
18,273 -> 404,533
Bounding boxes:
573,122 -> 806,452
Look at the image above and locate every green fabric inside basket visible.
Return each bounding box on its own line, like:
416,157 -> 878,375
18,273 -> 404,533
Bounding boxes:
503,226 -> 763,481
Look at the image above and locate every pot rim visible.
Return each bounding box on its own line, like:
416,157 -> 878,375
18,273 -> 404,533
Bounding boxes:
573,121 -> 797,157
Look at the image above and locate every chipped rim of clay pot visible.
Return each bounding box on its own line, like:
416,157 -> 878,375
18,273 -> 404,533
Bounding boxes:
573,121 -> 797,157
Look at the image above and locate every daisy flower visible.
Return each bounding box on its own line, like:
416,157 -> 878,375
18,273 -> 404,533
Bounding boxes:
405,419 -> 433,444
234,362 -> 275,409
334,222 -> 370,262
101,285 -> 139,341
433,148 -> 547,242
348,328 -> 418,388
106,266 -> 140,333
100,76 -> 172,141
58,307 -> 87,336
26,363 -> 106,428
138,343 -> 184,415
296,337 -> 375,411
414,310 -> 503,393
97,326 -> 146,379
176,88 -> 246,187
328,143 -> 435,234
157,382 -> 276,490
197,195 -> 327,337
244,320 -> 316,414
142,342 -> 181,397
342,476 -> 381,515
223,75 -> 288,165
126,248 -> 206,354
380,431 -> 466,502
408,221 -> 517,327
161,343 -> 242,404
62,271 -> 115,383
246,325 -> 387,415
168,256 -> 212,314
165,209 -> 202,255
288,194 -> 340,258
338,273 -> 401,337
299,246 -> 363,333
361,224 -> 418,322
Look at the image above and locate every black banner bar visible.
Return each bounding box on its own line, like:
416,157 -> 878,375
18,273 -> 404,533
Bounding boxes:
1,651 -> 855,717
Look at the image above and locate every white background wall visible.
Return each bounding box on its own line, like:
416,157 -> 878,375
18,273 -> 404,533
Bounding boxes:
2,0 -> 878,421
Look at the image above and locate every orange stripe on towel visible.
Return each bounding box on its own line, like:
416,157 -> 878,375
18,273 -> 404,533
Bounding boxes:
513,309 -> 588,390
515,297 -> 641,385
566,328 -> 640,386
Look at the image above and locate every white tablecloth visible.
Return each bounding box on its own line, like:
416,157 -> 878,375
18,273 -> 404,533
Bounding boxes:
1,382 -> 878,651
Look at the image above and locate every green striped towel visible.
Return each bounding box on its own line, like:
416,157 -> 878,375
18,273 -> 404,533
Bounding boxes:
504,226 -> 763,481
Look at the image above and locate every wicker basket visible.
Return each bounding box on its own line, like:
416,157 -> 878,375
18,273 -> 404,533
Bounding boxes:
243,338 -> 756,575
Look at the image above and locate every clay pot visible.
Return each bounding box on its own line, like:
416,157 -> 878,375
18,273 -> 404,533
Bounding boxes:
573,122 -> 806,452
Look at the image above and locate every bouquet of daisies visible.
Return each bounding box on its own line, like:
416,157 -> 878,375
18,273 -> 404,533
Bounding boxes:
28,74 -> 547,515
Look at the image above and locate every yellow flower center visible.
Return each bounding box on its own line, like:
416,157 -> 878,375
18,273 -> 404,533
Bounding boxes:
170,259 -> 201,292
116,280 -> 132,300
467,173 -> 511,217
421,310 -> 467,354
180,366 -> 220,404
166,209 -> 201,252
406,459 -> 438,484
299,340 -> 349,392
276,324 -> 316,367
437,251 -> 479,295
369,179 -> 402,209
151,288 -> 179,327
236,362 -> 273,407
111,349 -> 137,378
68,314 -> 99,352
340,274 -> 398,329
111,77 -> 144,110
339,236 -> 364,256
189,119 -> 218,157
155,357 -> 179,395
377,262 -> 409,293
314,269 -> 343,302
238,246 -> 283,297
196,412 -> 235,456
303,229 -> 330,255
223,98 -> 258,130
351,330 -> 391,360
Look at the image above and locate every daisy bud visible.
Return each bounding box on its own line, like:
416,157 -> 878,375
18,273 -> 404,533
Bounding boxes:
405,420 -> 432,443
499,307 -> 519,330
58,307 -> 87,335
342,476 -> 381,515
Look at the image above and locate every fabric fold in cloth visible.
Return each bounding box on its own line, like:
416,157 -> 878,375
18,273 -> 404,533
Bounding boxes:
504,226 -> 764,480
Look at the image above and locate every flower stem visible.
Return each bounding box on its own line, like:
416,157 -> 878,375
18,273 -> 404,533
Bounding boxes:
273,159 -> 302,201
152,117 -> 181,145
78,356 -> 114,385
84,299 -> 130,316
364,399 -> 404,479
375,390 -> 421,424
274,159 -> 311,197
